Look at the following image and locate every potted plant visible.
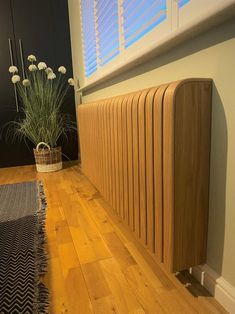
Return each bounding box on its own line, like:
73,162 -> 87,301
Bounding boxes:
8,54 -> 76,172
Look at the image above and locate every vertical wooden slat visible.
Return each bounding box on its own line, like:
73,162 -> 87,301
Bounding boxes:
122,95 -> 129,224
132,92 -> 142,237
145,87 -> 159,252
90,104 -> 93,182
96,103 -> 101,191
104,101 -> 109,201
117,97 -> 124,219
77,107 -> 83,168
98,102 -> 103,191
83,106 -> 87,176
95,103 -> 98,191
89,104 -> 92,181
175,81 -> 211,271
101,102 -> 106,196
91,104 -> 94,183
87,105 -> 91,178
106,100 -> 111,203
110,98 -> 116,209
107,98 -> 114,206
138,89 -> 151,245
126,93 -> 135,230
93,104 -> 98,186
114,97 -> 122,214
153,85 -> 169,262
81,106 -> 86,173
163,79 -> 212,272
98,102 -> 103,195
87,105 -> 90,176
163,81 -> 178,272
91,104 -> 94,182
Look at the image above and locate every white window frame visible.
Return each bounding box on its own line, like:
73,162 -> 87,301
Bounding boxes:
79,0 -> 235,91
80,0 -> 171,84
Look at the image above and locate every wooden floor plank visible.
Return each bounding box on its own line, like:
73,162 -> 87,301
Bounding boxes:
99,258 -> 144,314
124,264 -> 166,313
102,232 -> 137,270
92,295 -> 119,314
64,267 -> 93,314
82,261 -> 111,300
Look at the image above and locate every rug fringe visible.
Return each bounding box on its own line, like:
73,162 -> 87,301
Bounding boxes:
34,182 -> 49,313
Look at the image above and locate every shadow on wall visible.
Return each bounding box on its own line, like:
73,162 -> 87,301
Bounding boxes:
83,18 -> 235,97
207,83 -> 227,276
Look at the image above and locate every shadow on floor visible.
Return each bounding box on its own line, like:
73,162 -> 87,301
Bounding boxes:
62,160 -> 79,169
176,270 -> 211,297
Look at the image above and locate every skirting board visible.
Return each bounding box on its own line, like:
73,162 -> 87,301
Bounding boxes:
192,264 -> 235,313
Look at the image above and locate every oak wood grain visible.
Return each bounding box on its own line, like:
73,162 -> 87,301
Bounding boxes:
163,79 -> 212,271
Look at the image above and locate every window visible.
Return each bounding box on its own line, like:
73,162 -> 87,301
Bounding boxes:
122,0 -> 167,48
80,0 -> 231,86
80,0 -> 97,77
96,0 -> 120,66
177,0 -> 190,9
80,0 -> 170,81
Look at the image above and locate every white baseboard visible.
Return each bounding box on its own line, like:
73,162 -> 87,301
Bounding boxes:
192,264 -> 235,313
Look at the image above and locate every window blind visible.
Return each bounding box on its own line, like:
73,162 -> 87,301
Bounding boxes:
96,0 -> 120,66
80,0 -> 97,77
177,0 -> 190,8
122,0 -> 167,48
80,0 -> 169,78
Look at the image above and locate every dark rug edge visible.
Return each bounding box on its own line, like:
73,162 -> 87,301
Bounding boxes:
34,181 -> 49,313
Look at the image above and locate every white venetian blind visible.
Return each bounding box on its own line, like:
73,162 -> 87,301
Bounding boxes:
80,0 -> 169,79
95,0 -> 120,66
80,0 -> 97,77
177,0 -> 190,8
122,0 -> 167,48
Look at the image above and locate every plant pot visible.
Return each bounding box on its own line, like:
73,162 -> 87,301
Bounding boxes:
33,142 -> 62,173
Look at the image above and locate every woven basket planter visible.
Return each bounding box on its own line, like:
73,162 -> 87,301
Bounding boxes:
33,142 -> 62,173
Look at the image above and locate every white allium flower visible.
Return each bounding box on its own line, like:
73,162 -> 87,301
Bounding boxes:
27,54 -> 37,62
11,75 -> 21,84
9,65 -> 18,74
29,64 -> 37,72
47,72 -> 56,80
68,78 -> 75,86
58,66 -> 67,74
45,67 -> 53,74
22,79 -> 30,87
38,62 -> 47,70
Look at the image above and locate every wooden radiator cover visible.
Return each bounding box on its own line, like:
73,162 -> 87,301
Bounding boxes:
77,78 -> 212,272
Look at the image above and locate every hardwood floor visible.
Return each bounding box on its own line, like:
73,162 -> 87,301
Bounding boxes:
0,162 -> 227,314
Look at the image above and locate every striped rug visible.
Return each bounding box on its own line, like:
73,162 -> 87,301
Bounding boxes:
0,181 -> 49,313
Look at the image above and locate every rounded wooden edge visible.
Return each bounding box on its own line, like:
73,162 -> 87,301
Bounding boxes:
162,78 -> 212,272
77,78 -> 212,109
